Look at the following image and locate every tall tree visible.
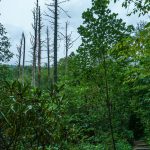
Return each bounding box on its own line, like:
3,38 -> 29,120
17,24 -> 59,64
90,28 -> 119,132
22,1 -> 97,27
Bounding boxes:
16,36 -> 23,79
77,0 -> 134,149
31,0 -> 39,87
37,6 -> 42,88
22,32 -> 26,84
65,22 -> 68,76
46,27 -> 51,87
46,0 -> 70,84
16,33 -> 26,82
64,22 -> 79,76
54,0 -> 58,84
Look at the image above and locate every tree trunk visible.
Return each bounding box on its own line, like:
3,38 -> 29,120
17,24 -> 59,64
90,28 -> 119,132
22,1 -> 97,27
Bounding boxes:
54,0 -> 58,84
38,6 -> 42,88
22,32 -> 26,85
18,37 -> 23,80
65,22 -> 68,76
32,0 -> 38,87
47,27 -> 51,88
103,55 -> 116,150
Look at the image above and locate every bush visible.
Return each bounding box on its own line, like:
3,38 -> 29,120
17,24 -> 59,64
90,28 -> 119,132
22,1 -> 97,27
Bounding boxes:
0,81 -> 71,149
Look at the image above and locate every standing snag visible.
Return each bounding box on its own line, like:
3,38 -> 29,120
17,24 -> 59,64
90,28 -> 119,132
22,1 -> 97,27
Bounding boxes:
45,0 -> 70,84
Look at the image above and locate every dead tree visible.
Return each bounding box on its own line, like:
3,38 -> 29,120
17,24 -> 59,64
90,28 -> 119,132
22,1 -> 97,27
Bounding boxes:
65,22 -> 68,75
16,32 -> 26,82
17,36 -> 23,79
54,0 -> 58,84
37,6 -> 42,88
61,22 -> 80,76
45,0 -> 70,84
31,0 -> 39,87
22,32 -> 26,84
46,27 -> 51,87
31,0 -> 43,88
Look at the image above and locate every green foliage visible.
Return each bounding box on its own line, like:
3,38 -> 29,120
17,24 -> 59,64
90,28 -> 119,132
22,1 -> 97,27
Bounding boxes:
0,81 -> 71,149
0,23 -> 13,62
113,0 -> 150,16
77,0 -> 134,70
0,0 -> 150,149
0,64 -> 10,81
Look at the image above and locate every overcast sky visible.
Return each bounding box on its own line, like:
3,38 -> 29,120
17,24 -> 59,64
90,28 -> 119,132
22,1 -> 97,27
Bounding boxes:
0,0 -> 149,65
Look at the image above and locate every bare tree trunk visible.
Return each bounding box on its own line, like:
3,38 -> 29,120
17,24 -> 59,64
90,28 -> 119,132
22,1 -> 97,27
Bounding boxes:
65,22 -> 68,76
37,6 -> 42,88
46,0 -> 70,84
32,16 -> 37,87
47,27 -> 51,88
32,0 -> 38,87
64,22 -> 79,77
22,32 -> 26,85
54,0 -> 58,84
17,37 -> 23,80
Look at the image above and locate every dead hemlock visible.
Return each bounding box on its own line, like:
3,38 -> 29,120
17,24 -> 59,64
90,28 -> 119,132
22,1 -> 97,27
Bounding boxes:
45,0 -> 70,84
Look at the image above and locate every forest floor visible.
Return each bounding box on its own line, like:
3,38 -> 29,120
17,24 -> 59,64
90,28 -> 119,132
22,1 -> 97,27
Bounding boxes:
133,140 -> 150,150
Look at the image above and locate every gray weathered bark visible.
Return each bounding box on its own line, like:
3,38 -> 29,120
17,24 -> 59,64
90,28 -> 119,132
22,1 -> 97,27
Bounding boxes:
31,0 -> 39,87
54,0 -> 58,84
65,22 -> 68,76
22,32 -> 26,85
37,6 -> 42,88
17,36 -> 23,80
47,27 -> 51,88
46,0 -> 71,84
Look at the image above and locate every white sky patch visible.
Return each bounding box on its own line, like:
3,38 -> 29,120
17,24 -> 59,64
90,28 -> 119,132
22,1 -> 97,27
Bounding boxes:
0,0 -> 91,65
0,0 -> 149,65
